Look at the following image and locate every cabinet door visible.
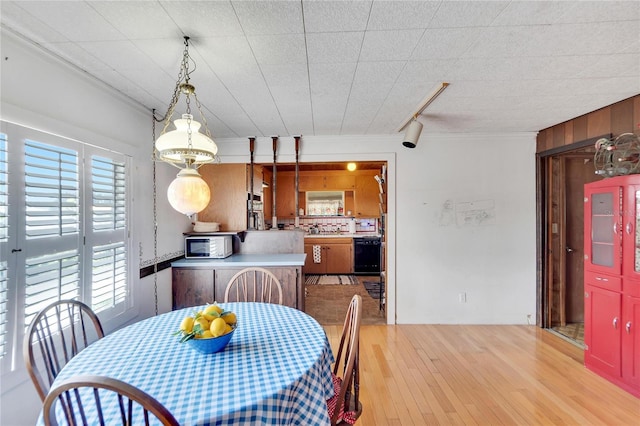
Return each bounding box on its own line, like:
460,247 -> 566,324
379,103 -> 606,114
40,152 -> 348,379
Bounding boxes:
585,284 -> 622,377
304,244 -> 326,274
623,183 -> 640,279
275,173 -> 296,217
172,269 -> 215,310
622,294 -> 640,389
354,174 -> 380,217
325,243 -> 353,274
325,174 -> 355,190
584,183 -> 622,275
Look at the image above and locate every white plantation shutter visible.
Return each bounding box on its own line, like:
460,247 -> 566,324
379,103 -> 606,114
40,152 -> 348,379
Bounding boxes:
24,250 -> 80,330
24,140 -> 79,238
91,156 -> 125,231
92,243 -> 126,312
86,153 -> 128,314
0,121 -> 131,373
0,134 -> 8,359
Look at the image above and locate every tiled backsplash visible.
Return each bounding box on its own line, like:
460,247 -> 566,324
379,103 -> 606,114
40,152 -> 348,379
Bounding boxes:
272,217 -> 378,233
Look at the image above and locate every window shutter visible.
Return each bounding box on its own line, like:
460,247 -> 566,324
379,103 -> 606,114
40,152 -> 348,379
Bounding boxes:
91,156 -> 125,231
0,133 -> 7,359
89,155 -> 128,313
24,140 -> 79,238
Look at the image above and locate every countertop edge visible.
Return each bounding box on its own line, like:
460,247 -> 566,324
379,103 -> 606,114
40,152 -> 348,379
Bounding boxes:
172,253 -> 306,268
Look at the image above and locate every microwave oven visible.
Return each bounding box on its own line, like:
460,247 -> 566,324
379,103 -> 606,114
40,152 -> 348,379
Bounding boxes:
185,235 -> 233,259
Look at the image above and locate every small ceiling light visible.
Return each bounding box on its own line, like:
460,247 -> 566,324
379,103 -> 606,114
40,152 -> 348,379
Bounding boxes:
397,82 -> 449,149
154,36 -> 218,216
166,167 -> 211,216
402,117 -> 423,149
347,162 -> 357,171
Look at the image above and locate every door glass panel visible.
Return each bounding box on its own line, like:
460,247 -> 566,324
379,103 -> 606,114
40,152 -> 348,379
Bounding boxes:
591,192 -> 614,267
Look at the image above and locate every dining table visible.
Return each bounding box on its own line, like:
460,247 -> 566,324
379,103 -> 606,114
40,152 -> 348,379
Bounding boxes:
38,302 -> 336,425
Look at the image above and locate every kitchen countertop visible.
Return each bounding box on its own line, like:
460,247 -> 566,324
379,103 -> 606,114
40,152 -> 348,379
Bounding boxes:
304,233 -> 380,239
172,253 -> 306,268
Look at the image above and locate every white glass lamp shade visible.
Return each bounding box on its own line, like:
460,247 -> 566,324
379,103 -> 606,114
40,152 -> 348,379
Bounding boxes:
402,119 -> 423,148
156,114 -> 218,165
167,168 -> 211,215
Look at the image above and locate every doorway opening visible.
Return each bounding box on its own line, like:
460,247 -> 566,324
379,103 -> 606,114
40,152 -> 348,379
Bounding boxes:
538,137 -> 604,347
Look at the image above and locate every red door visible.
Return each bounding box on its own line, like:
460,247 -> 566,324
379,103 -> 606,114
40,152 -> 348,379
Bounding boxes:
622,294 -> 640,389
584,283 -> 621,377
584,182 -> 622,276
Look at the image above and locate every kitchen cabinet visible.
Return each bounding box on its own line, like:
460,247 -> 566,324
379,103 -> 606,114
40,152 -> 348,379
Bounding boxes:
304,238 -> 353,274
172,268 -> 214,310
299,171 -> 355,191
172,257 -> 305,310
584,175 -> 640,397
199,163 -> 263,231
275,172 -> 297,218
354,172 -> 380,217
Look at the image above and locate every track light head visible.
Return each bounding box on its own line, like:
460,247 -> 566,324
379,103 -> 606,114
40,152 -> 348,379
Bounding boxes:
402,119 -> 423,148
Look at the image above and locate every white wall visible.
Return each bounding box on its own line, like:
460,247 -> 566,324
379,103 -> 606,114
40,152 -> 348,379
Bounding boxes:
215,132 -> 537,324
1,30 -> 189,425
0,27 -> 539,426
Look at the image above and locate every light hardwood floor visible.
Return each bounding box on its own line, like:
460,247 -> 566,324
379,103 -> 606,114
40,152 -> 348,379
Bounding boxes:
322,324 -> 639,425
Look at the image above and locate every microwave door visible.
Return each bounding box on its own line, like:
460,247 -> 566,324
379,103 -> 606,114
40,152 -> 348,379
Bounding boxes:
188,239 -> 210,257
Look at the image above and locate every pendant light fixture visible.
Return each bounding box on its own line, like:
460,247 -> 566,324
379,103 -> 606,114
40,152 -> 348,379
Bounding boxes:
154,36 -> 218,216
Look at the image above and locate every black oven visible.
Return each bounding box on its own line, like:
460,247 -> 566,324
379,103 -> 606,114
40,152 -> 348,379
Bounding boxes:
353,237 -> 381,274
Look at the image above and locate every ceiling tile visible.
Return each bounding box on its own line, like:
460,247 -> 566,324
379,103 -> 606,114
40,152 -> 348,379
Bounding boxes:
411,28 -> 485,60
427,1 -> 509,28
160,1 -> 244,37
0,2 -> 68,43
90,1 -> 177,39
359,29 -> 424,61
306,32 -> 364,63
302,1 -> 372,33
248,34 -> 307,65
232,1 -> 303,35
14,1 -> 123,41
367,1 -> 439,30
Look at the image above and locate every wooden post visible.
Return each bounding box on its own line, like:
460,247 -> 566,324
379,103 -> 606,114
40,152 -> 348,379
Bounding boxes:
271,136 -> 278,227
248,137 -> 256,229
294,136 -> 301,228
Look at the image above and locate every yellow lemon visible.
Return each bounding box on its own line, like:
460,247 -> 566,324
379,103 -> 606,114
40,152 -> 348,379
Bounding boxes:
180,316 -> 194,333
222,311 -> 237,325
193,318 -> 210,336
203,304 -> 222,321
210,317 -> 227,337
224,324 -> 233,335
198,330 -> 213,339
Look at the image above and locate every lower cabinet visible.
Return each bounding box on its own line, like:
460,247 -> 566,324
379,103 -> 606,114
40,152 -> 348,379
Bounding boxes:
172,266 -> 303,311
304,238 -> 353,274
584,274 -> 640,397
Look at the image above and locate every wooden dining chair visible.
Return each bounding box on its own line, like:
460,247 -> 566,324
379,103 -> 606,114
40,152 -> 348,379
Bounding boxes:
327,294 -> 363,425
224,267 -> 284,304
42,374 -> 179,426
23,299 -> 105,402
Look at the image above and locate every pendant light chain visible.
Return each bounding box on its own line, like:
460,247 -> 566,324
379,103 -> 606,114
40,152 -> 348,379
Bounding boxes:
152,109 -> 159,316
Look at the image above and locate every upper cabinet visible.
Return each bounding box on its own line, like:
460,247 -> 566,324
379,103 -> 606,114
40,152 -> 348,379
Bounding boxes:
299,171 -> 355,191
354,171 -> 380,217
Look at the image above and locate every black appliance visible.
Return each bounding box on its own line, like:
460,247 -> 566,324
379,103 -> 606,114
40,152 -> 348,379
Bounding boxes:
353,237 -> 381,274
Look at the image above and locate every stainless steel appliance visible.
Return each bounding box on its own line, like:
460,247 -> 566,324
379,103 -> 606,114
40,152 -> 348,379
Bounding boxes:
353,237 -> 381,274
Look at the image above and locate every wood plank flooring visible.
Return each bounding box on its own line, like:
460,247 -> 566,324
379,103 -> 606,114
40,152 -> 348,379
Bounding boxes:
322,324 -> 640,425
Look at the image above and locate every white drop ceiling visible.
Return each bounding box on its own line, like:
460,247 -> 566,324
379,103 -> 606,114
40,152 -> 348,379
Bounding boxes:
2,1 -> 639,139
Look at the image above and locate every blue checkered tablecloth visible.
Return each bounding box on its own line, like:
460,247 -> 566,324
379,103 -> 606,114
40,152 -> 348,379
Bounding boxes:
39,302 -> 335,425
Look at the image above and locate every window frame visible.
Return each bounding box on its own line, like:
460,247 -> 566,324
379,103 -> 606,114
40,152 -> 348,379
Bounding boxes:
0,121 -> 134,380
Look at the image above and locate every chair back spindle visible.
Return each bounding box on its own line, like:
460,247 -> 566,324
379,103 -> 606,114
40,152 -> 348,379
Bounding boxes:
224,267 -> 284,304
24,300 -> 104,401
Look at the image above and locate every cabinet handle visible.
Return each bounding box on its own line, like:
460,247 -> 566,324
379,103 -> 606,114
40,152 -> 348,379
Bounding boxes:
626,321 -> 632,334
613,317 -> 618,329
626,222 -> 633,235
595,276 -> 609,282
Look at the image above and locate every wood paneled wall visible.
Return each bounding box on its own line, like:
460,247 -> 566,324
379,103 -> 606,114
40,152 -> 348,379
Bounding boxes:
537,95 -> 640,152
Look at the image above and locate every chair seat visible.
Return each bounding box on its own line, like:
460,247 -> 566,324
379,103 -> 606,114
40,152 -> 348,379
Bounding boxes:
327,373 -> 360,425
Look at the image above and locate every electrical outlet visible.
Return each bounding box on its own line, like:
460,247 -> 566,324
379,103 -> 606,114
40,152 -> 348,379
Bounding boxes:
459,292 -> 466,303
